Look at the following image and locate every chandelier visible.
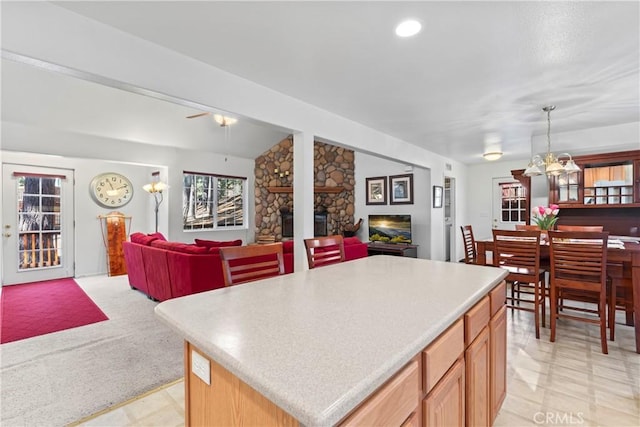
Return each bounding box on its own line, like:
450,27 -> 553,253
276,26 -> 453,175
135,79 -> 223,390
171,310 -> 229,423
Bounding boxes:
523,106 -> 581,177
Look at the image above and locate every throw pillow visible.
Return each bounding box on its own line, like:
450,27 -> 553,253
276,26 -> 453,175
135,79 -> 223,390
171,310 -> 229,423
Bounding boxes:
194,238 -> 243,248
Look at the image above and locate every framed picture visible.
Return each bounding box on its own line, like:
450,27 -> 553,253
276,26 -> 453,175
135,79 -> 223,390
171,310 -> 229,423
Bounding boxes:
433,185 -> 443,208
389,174 -> 414,205
366,176 -> 387,205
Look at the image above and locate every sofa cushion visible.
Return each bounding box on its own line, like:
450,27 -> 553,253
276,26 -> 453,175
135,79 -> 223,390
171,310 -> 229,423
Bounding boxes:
148,232 -> 167,241
194,238 -> 243,248
151,240 -> 209,254
343,237 -> 362,246
130,232 -> 159,246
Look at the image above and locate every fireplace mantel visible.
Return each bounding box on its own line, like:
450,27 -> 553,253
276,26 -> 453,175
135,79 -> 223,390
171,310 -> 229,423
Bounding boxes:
267,186 -> 344,194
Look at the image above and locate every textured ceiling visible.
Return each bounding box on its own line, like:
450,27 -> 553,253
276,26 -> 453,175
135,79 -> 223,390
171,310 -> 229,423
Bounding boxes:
5,1 -> 640,163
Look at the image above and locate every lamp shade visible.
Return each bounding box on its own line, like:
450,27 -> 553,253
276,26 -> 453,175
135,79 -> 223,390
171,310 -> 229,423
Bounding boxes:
545,162 -> 565,176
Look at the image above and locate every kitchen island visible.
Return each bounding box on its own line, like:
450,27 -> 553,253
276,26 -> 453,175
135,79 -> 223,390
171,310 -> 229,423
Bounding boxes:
155,256 -> 508,426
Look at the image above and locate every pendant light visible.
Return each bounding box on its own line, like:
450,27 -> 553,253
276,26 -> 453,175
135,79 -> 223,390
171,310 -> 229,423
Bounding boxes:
524,106 -> 581,177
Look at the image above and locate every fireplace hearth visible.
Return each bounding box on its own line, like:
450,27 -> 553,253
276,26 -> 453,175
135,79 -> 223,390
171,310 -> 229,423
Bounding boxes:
281,211 -> 328,237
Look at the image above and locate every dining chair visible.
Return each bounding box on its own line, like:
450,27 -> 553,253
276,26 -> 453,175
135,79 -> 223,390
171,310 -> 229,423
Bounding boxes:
557,225 -> 604,231
304,235 -> 345,269
219,243 -> 285,286
460,225 -> 477,264
492,229 -> 546,339
554,225 -> 619,332
548,231 -> 614,354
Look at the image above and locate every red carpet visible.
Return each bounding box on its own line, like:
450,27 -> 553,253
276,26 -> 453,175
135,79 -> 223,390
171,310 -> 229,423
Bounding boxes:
1,278 -> 108,344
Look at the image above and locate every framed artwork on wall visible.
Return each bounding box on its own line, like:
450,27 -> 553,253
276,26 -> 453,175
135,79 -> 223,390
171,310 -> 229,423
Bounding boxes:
366,176 -> 387,205
390,174 -> 414,205
433,185 -> 443,208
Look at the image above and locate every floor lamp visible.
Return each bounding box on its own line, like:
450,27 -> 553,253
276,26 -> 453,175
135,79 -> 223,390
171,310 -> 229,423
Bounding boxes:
143,181 -> 167,233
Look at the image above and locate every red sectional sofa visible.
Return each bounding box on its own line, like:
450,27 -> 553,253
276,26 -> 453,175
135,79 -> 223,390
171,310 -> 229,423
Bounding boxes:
122,233 -> 368,301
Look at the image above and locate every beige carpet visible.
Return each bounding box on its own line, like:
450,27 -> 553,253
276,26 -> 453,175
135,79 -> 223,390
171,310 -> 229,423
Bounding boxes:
0,275 -> 184,426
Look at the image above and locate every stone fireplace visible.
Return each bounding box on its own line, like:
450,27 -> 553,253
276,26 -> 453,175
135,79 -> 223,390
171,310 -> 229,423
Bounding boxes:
255,137 -> 355,241
281,211 -> 328,238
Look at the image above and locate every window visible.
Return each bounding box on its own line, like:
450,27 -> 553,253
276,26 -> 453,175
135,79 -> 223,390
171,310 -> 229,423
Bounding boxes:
182,172 -> 246,231
500,182 -> 527,223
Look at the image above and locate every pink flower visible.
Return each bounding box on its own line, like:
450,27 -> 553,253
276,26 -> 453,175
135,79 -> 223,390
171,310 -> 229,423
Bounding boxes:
531,205 -> 560,230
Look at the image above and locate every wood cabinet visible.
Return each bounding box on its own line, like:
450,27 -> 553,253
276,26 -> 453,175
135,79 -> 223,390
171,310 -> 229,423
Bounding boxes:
423,359 -> 465,427
465,327 -> 491,427
367,242 -> 418,258
490,306 -> 507,423
549,150 -> 640,208
341,359 -> 420,426
184,280 -> 507,427
99,212 -> 129,276
546,151 -> 640,236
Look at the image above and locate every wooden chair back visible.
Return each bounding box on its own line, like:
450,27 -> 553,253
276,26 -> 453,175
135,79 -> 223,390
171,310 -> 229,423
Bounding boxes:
515,224 -> 540,231
492,229 -> 542,283
219,243 -> 285,287
548,230 -> 610,353
460,225 -> 477,264
492,228 -> 546,338
557,225 -> 604,232
304,235 -> 345,269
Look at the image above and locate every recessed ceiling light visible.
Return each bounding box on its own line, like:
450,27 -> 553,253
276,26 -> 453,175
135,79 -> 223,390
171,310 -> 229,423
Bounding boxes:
395,20 -> 422,37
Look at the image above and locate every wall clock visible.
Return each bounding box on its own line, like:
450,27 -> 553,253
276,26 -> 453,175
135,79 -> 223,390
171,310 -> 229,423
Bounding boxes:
89,172 -> 134,208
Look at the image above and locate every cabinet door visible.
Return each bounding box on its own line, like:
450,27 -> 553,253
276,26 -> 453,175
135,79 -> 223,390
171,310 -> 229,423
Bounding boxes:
552,171 -> 581,205
340,360 -> 419,426
465,326 -> 491,427
423,359 -> 465,427
490,306 -> 507,423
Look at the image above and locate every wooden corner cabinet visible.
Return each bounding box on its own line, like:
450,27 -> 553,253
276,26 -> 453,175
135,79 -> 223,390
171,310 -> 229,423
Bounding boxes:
545,150 -> 640,236
549,150 -> 640,208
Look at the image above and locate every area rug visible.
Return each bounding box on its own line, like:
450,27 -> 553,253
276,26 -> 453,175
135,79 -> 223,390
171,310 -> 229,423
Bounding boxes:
0,275 -> 184,426
0,277 -> 108,343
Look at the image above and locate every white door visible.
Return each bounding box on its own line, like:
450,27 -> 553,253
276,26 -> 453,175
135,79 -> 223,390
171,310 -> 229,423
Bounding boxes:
444,177 -> 455,262
492,177 -> 526,231
2,165 -> 75,285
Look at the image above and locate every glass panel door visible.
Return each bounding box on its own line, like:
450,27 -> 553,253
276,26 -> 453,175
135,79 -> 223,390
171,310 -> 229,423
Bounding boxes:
2,164 -> 74,285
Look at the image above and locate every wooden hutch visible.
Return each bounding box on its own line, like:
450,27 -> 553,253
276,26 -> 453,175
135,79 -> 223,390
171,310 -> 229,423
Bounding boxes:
514,150 -> 640,236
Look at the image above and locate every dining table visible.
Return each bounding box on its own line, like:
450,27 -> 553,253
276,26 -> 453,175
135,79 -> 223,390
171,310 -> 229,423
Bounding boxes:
475,236 -> 640,354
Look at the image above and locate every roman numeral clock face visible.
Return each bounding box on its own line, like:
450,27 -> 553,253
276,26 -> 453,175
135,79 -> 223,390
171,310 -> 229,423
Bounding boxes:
89,172 -> 134,208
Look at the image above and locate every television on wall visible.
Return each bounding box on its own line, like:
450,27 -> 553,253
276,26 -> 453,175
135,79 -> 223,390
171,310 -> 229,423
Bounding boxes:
368,214 -> 412,244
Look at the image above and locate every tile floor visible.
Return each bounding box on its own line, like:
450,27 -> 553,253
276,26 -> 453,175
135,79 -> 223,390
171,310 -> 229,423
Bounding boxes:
75,309 -> 639,427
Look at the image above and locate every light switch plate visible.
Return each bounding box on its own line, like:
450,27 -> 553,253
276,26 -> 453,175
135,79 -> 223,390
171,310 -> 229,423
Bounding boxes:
191,350 -> 211,385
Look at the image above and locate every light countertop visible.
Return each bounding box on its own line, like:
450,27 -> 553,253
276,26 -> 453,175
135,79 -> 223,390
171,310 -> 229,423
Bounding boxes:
155,256 -> 507,426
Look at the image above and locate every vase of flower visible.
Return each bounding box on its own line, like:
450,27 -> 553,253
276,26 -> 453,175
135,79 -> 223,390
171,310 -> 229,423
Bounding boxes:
531,204 -> 560,241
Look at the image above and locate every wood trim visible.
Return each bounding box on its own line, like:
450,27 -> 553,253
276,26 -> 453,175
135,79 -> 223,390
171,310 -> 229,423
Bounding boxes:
511,169 -> 531,224
184,341 -> 191,427
12,172 -> 67,179
183,170 -> 247,180
267,186 -> 344,193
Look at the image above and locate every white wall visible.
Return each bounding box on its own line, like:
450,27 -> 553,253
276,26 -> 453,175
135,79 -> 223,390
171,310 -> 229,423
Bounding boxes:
2,123 -> 256,278
465,159 -> 550,241
2,150 -> 154,278
2,2 -> 470,266
354,152 -> 433,259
